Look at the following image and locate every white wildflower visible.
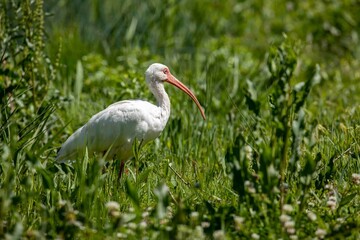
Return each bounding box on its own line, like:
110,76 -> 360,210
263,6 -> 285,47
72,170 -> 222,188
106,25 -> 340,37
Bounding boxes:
105,201 -> 120,211
327,200 -> 336,210
213,230 -> 225,240
244,181 -> 256,193
58,200 -> 67,207
201,222 -> 210,228
251,233 -> 260,239
286,227 -> 296,234
328,196 -> 336,202
315,228 -> 326,239
234,216 -> 245,231
128,222 -> 137,230
244,145 -> 253,160
290,235 -> 298,240
105,201 -> 120,217
351,173 -> 360,185
280,214 -> 291,223
324,184 -> 332,190
283,204 -> 294,213
327,195 -> 337,210
249,187 -> 256,194
142,211 -> 149,218
139,221 -> 147,230
307,211 -> 317,221
116,232 -> 127,239
284,220 -> 295,228
190,212 -> 199,221
244,181 -> 251,187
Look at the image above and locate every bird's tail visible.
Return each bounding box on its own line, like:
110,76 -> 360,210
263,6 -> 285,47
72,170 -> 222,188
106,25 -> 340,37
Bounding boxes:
56,126 -> 86,162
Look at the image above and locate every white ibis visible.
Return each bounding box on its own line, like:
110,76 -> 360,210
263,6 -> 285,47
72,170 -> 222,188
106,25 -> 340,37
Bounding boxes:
56,63 -> 206,177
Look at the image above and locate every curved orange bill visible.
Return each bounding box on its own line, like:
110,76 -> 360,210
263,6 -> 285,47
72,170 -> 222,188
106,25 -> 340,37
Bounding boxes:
165,74 -> 206,120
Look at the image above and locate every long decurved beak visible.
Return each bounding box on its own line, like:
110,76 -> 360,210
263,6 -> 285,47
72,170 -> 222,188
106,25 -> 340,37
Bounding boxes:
165,74 -> 206,120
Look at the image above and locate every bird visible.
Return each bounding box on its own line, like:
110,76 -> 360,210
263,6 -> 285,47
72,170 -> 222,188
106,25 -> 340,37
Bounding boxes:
56,63 -> 206,178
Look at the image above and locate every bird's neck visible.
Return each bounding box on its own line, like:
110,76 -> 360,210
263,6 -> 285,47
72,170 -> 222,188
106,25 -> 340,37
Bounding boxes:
150,83 -> 171,122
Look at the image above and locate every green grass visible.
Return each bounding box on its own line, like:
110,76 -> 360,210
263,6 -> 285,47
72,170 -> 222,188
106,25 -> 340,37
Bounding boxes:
1,0 -> 360,239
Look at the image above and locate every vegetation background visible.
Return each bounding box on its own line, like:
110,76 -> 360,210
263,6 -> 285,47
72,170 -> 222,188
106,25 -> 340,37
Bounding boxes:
1,0 -> 359,239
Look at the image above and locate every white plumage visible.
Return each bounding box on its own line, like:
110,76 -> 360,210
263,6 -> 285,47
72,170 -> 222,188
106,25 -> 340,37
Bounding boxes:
56,63 -> 205,175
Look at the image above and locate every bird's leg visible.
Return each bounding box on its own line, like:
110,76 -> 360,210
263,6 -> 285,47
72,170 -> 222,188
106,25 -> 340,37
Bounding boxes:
135,139 -> 144,177
101,151 -> 109,174
118,160 -> 125,180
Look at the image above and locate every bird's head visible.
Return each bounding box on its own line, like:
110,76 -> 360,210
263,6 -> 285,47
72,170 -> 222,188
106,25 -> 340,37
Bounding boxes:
145,63 -> 206,120
145,63 -> 169,83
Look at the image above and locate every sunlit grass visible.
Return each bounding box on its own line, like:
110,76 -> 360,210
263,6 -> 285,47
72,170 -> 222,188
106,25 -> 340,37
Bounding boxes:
1,0 -> 360,239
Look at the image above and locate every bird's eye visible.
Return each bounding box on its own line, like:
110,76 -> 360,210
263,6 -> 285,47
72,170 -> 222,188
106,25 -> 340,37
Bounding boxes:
163,69 -> 168,74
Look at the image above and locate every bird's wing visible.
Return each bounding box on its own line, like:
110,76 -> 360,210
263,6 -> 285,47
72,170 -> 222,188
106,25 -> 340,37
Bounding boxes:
56,100 -> 163,161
